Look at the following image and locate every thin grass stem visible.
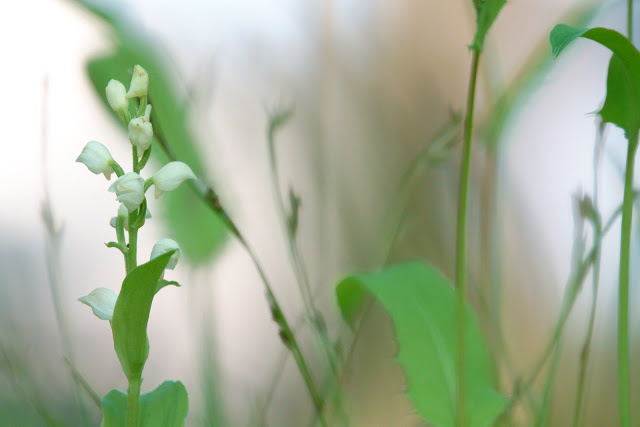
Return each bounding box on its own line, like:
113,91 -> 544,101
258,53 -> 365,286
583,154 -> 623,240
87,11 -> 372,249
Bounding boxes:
572,121 -> 605,426
153,125 -> 325,424
455,49 -> 481,427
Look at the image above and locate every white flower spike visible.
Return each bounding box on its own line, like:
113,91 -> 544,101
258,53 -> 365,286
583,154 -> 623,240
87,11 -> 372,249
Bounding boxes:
108,172 -> 145,212
78,287 -> 117,321
128,115 -> 153,154
151,161 -> 196,199
127,64 -> 149,98
105,79 -> 128,114
151,238 -> 182,270
76,141 -> 116,179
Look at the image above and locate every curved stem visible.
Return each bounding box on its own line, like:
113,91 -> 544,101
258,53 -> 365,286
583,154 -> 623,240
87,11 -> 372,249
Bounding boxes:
152,126 -> 325,422
240,236 -> 326,425
455,49 -> 481,427
618,133 -> 637,427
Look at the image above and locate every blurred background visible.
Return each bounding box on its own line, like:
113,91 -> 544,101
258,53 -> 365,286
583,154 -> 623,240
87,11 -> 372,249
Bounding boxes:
1,0 -> 639,425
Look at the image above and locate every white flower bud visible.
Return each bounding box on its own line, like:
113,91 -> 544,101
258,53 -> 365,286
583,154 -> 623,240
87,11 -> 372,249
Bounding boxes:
151,161 -> 196,199
126,64 -> 149,98
128,116 -> 153,154
151,238 -> 182,270
105,79 -> 128,113
108,172 -> 145,212
76,141 -> 115,179
110,204 -> 151,229
78,287 -> 117,321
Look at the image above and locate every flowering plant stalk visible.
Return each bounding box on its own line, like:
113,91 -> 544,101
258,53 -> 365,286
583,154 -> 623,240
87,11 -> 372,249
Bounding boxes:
77,65 -> 194,427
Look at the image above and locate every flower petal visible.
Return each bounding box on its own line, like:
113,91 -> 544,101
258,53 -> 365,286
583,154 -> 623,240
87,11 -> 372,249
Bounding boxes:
78,287 -> 118,321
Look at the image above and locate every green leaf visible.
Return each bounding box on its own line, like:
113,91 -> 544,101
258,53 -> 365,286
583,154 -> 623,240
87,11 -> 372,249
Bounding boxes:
75,0 -> 227,263
550,25 -> 640,139
140,381 -> 189,426
112,252 -> 175,380
155,279 -> 180,295
472,0 -> 507,51
102,381 -> 189,427
483,4 -> 599,149
336,262 -> 507,427
101,389 -> 127,427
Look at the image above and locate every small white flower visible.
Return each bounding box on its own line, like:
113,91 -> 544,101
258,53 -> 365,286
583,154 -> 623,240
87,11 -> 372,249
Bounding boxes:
105,79 -> 128,114
78,287 -> 117,321
128,116 -> 153,154
151,161 -> 196,199
110,204 -> 151,229
126,64 -> 149,98
108,172 -> 145,212
151,238 -> 182,270
76,141 -> 115,179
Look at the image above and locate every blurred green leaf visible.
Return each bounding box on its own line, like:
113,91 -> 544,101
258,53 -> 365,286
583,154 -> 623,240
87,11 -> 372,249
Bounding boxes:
101,389 -> 127,427
472,0 -> 507,51
74,0 -> 227,263
483,4 -> 599,148
336,262 -> 507,427
112,252 -> 174,380
550,25 -> 640,139
102,381 -> 189,427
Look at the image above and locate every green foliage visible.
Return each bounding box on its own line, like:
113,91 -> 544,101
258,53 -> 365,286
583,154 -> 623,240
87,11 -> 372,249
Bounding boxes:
550,25 -> 640,139
472,0 -> 507,51
483,4 -> 599,149
155,279 -> 180,294
336,262 -> 507,427
111,252 -> 175,381
102,381 -> 189,427
74,0 -> 227,263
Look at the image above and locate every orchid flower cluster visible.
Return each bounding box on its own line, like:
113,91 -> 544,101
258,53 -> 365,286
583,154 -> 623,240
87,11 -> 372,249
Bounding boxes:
75,65 -> 193,426
77,65 -> 195,318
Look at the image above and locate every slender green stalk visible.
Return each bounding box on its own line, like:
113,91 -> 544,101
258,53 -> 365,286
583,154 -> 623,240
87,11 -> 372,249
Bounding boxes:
629,0 -> 633,41
499,243 -> 597,419
152,127 -> 326,424
132,147 -> 139,173
572,122 -> 605,427
126,219 -> 139,274
255,245 -> 326,426
126,377 -> 142,427
455,50 -> 481,426
535,340 -> 562,427
618,133 -> 637,427
620,4 -> 634,426
266,122 -> 314,308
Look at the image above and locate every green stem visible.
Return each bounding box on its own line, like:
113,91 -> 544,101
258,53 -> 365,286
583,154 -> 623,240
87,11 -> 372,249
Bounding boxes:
126,377 -> 142,427
126,218 -> 139,274
535,340 -> 562,426
499,243 -> 597,420
132,147 -> 140,174
572,121 -> 605,427
242,236 -> 326,426
629,0 -> 633,42
455,49 -> 481,427
152,127 -> 326,423
618,133 -> 637,427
